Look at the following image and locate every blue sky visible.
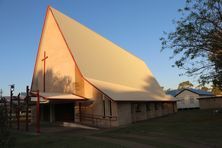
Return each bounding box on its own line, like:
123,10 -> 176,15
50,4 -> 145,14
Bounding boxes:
0,0 -> 194,96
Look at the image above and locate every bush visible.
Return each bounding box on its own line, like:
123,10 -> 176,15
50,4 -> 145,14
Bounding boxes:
0,105 -> 14,148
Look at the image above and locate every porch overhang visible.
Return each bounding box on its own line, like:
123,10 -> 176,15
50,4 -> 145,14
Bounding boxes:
30,92 -> 87,103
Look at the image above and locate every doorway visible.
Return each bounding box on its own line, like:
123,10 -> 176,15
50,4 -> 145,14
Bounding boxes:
54,102 -> 75,122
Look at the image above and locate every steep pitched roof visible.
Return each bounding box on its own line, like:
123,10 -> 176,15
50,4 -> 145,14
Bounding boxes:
46,7 -> 173,101
188,88 -> 213,96
167,88 -> 213,97
166,89 -> 181,97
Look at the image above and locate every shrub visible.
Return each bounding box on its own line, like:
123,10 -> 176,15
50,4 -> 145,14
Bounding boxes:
0,105 -> 14,148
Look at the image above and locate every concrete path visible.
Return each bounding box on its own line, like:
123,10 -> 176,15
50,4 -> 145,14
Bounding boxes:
60,122 -> 98,130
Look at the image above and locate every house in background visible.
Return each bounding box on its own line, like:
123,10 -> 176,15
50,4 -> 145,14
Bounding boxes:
167,88 -> 213,110
31,6 -> 176,128
198,96 -> 222,109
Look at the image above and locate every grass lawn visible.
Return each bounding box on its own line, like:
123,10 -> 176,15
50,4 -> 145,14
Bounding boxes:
13,132 -> 125,148
12,109 -> 222,148
96,109 -> 222,147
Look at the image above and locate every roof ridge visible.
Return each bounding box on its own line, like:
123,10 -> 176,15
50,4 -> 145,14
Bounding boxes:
49,6 -> 147,65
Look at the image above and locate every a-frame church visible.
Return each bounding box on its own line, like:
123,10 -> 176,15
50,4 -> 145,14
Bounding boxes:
31,6 -> 177,127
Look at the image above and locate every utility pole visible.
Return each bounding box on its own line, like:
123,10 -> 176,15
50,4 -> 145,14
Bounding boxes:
25,86 -> 30,131
0,89 -> 2,98
36,90 -> 40,134
17,93 -> 20,130
9,84 -> 15,128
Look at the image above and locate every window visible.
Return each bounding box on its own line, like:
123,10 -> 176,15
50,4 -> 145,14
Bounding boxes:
154,103 -> 158,110
181,99 -> 185,104
146,103 -> 151,111
109,100 -> 112,116
102,95 -> 105,118
190,97 -> 194,104
102,95 -> 113,118
136,104 -> 142,112
161,103 -> 164,110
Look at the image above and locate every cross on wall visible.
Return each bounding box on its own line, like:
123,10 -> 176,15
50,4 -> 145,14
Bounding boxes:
41,51 -> 48,92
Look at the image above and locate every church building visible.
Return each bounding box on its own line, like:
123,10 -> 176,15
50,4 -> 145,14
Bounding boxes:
31,6 -> 176,128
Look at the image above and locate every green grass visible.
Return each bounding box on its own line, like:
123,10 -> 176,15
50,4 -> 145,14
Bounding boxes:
12,109 -> 222,148
95,109 -> 222,147
13,131 -> 125,148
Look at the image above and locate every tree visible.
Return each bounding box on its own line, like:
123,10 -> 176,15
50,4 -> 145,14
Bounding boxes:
212,85 -> 222,95
195,84 -> 209,91
200,86 -> 209,91
165,88 -> 172,93
160,0 -> 222,90
178,81 -> 194,89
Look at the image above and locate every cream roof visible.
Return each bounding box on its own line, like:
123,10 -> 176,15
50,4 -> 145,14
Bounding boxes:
31,97 -> 48,103
49,7 -> 173,101
88,78 -> 173,101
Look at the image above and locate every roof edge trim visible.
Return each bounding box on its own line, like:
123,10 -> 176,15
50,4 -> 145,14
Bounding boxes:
31,6 -> 51,91
49,6 -> 115,101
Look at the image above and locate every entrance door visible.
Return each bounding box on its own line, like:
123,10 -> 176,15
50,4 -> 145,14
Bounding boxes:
40,104 -> 50,121
54,102 -> 75,122
131,103 -> 136,123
